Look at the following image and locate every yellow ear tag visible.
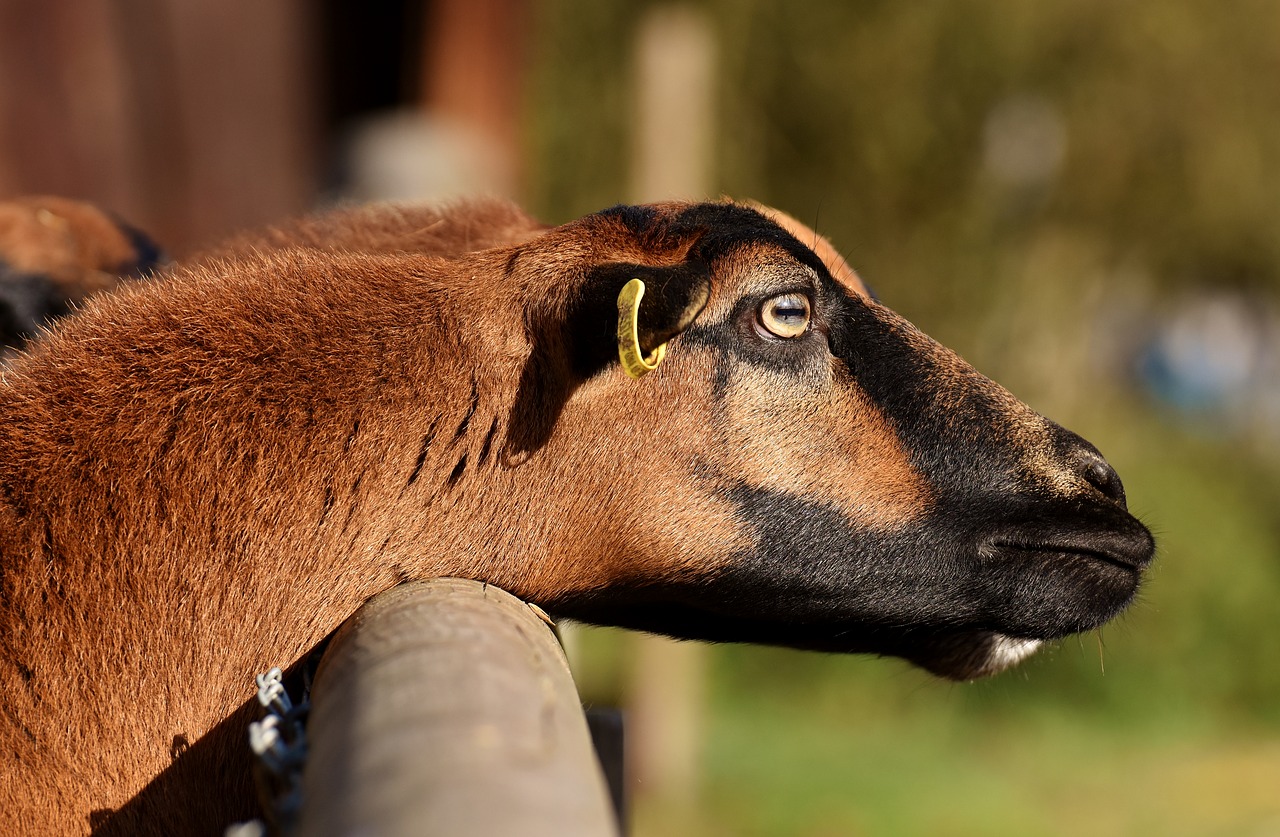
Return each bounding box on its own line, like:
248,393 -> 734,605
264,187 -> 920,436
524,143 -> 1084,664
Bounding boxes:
618,278 -> 667,379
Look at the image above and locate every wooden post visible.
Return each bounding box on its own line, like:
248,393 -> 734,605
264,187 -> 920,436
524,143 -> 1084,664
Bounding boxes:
625,3 -> 717,810
297,579 -> 619,837
420,0 -> 530,192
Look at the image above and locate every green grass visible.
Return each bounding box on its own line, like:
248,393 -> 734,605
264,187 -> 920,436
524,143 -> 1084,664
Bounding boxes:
685,689 -> 1280,837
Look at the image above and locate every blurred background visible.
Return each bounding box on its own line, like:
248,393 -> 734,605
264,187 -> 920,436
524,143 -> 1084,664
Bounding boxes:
4,1 -> 1280,834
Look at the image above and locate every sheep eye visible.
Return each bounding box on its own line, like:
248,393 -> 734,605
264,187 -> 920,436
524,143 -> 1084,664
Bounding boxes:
757,293 -> 811,339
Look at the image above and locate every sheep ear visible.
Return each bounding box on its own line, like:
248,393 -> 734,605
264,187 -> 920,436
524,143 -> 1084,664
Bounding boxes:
583,261 -> 711,379
506,259 -> 711,458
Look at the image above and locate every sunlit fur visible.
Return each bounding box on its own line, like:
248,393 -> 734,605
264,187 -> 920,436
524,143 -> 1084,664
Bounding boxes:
0,198 -> 1153,835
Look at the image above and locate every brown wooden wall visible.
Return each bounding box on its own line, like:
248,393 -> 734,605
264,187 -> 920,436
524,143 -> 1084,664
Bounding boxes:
0,0 -> 318,254
0,0 -> 527,255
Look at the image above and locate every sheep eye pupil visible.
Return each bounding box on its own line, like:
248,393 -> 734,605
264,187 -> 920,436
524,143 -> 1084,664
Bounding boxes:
759,293 -> 811,338
772,303 -> 805,322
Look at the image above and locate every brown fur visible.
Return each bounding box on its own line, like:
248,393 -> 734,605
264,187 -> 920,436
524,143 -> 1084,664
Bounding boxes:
0,199 -> 747,833
0,197 -> 1151,834
192,198 -> 548,263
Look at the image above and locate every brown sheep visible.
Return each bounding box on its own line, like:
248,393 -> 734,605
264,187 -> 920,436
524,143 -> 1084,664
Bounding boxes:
0,198 -> 1154,835
0,197 -> 164,358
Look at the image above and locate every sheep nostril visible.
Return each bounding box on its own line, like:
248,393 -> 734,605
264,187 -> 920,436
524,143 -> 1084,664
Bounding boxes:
1076,448 -> 1127,508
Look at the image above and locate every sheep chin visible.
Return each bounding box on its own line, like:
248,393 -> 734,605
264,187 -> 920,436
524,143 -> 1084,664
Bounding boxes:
984,634 -> 1043,673
908,631 -> 1044,681
949,634 -> 1043,679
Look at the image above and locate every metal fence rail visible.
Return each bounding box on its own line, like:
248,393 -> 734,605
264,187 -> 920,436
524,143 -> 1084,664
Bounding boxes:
296,578 -> 619,837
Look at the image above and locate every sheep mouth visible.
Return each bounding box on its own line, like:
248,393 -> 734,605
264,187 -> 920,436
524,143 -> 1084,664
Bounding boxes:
985,537 -> 1152,575
901,527 -> 1155,680
983,524 -> 1157,570
982,514 -> 1153,594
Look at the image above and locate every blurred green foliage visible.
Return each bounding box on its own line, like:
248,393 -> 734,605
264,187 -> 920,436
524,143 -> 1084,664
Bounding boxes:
528,1 -> 1280,833
530,0 -> 1280,305
718,0 -> 1280,291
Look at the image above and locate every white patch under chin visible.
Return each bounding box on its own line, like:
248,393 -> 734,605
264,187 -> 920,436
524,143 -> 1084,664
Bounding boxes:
988,635 -> 1042,670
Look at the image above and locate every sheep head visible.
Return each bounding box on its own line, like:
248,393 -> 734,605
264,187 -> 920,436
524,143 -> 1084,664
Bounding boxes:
500,201 -> 1153,679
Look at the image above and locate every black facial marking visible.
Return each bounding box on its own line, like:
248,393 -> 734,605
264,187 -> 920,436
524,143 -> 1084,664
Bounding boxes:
721,484 -> 983,629
596,202 -> 832,279
596,203 -> 661,237
553,479 -> 1148,668
728,469 -> 1151,641
817,283 -> 1035,495
684,288 -> 828,380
